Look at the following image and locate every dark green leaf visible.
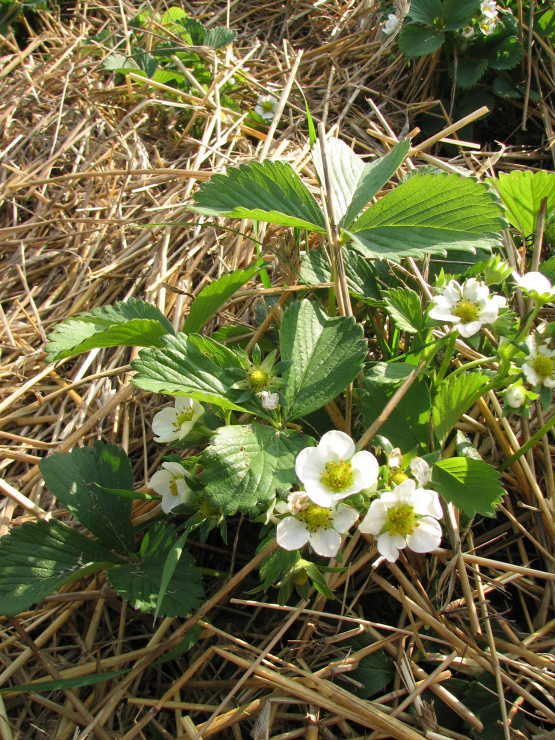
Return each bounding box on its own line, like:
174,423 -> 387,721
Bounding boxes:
202,423 -> 310,512
350,650 -> 395,699
451,57 -> 488,88
407,0 -> 442,25
359,378 -> 431,452
183,267 -> 259,333
280,299 -> 367,420
485,35 -> 522,70
108,523 -> 203,618
40,442 -> 135,553
299,246 -> 380,302
175,16 -> 205,44
204,27 -> 236,48
0,519 -> 119,616
364,362 -> 418,385
492,74 -> 521,99
432,372 -> 489,447
442,0 -> 479,29
431,457 -> 503,517
45,297 -> 174,362
398,24 -> 445,57
189,160 -> 327,232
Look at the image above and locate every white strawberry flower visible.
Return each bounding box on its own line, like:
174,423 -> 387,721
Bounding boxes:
461,25 -> 475,38
276,492 -> 359,558
255,94 -> 278,121
480,0 -> 498,18
295,430 -> 379,507
522,335 -> 555,388
479,15 -> 498,34
359,479 -> 443,562
152,397 -> 204,443
383,13 -> 401,35
513,271 -> 555,303
149,462 -> 193,514
429,278 -> 506,337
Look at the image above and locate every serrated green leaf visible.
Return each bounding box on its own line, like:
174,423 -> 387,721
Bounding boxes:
183,267 -> 259,333
492,74 -> 521,100
431,457 -> 503,516
175,16 -> 206,44
189,160 -> 327,233
489,170 -> 555,238
132,333 -> 247,412
398,24 -> 445,57
103,53 -> 140,72
204,26 -> 236,48
280,299 -> 367,420
364,362 -> 418,384
259,541 -> 298,590
0,519 -> 119,616
350,648 -> 395,699
451,57 -> 488,88
345,173 -> 507,261
383,287 -> 424,332
45,297 -> 174,362
40,442 -> 135,553
312,138 -> 409,228
108,523 -> 203,617
152,69 -> 185,86
202,423 -> 310,512
432,372 -> 489,447
299,246 -> 380,302
442,0 -> 479,30
407,0 -> 442,25
485,35 -> 522,70
359,378 -> 431,452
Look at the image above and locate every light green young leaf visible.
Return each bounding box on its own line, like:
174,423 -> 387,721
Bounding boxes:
432,457 -> 504,517
432,373 -> 490,447
0,519 -> 119,616
108,523 -> 203,618
45,297 -> 174,362
183,267 -> 259,333
312,139 -> 410,228
345,173 -> 507,261
489,170 -> 555,239
202,423 -> 310,512
359,378 -> 431,452
188,160 -> 327,232
383,287 -> 424,333
132,333 -> 248,412
40,441 -> 135,554
280,299 -> 367,420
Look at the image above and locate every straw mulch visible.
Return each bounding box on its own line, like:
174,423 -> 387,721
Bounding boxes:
1,1 -> 554,738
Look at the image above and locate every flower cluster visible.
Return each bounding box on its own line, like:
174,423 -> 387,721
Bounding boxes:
275,430 -> 443,563
461,0 -> 500,38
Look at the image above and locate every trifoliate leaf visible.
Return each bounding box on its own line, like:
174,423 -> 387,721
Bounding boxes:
189,160 -> 327,233
489,170 -> 555,239
107,523 -> 203,618
407,0 -> 442,25
398,24 -> 445,57
202,423 -> 311,512
40,441 -> 135,554
280,299 -> 367,420
0,519 -> 119,616
441,0 -> 479,30
431,457 -> 504,517
45,297 -> 174,362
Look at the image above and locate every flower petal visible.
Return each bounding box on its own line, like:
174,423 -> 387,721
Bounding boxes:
304,486 -> 341,507
522,362 -> 539,386
351,450 -> 380,491
317,430 -> 355,461
458,321 -> 482,337
332,504 -> 359,533
295,446 -> 327,484
376,532 -> 406,562
358,500 -> 388,535
412,489 -> 443,519
276,517 -> 309,551
407,516 -> 443,553
310,528 -> 341,557
152,407 -> 179,442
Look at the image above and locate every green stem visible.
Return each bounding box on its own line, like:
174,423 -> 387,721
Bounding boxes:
434,331 -> 457,387
498,411 -> 555,472
450,355 -> 497,378
518,304 -> 541,341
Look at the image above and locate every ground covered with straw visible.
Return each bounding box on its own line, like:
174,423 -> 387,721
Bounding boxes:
1,1 -> 554,738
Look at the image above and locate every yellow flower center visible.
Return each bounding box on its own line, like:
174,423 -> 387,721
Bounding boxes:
321,460 -> 353,492
174,408 -> 195,429
390,471 -> 409,486
383,504 -> 419,539
532,354 -> 554,380
169,478 -> 181,497
298,503 -> 333,533
249,369 -> 270,390
453,299 -> 480,324
262,100 -> 274,113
